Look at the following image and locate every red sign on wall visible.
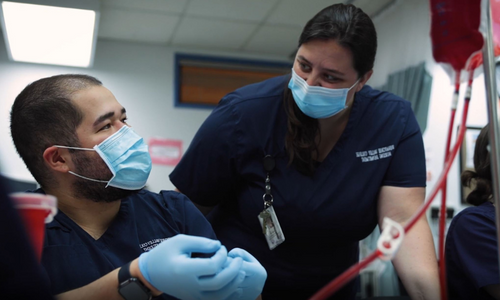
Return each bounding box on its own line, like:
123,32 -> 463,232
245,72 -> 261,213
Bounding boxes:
148,138 -> 183,166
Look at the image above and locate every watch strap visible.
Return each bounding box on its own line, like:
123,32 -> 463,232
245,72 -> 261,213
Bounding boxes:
118,260 -> 134,283
118,261 -> 152,300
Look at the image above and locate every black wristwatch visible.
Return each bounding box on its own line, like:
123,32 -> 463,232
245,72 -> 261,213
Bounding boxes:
118,261 -> 152,300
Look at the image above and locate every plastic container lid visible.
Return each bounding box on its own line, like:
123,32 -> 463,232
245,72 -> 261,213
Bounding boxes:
9,192 -> 58,223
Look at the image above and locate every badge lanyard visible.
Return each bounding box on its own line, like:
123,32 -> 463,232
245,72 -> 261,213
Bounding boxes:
258,155 -> 285,250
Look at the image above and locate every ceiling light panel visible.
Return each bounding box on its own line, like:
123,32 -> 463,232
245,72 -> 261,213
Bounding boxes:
0,1 -> 99,67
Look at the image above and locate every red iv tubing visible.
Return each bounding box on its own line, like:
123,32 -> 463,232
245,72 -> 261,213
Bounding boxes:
437,70 -> 473,300
437,70 -> 460,300
309,71 -> 472,300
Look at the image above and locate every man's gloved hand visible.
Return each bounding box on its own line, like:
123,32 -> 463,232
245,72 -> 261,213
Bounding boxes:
138,234 -> 245,300
226,248 -> 267,300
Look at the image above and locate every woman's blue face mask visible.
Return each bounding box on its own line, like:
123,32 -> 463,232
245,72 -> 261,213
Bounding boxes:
54,126 -> 152,190
288,68 -> 359,119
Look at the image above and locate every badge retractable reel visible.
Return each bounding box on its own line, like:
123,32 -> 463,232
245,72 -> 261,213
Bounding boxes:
258,155 -> 285,250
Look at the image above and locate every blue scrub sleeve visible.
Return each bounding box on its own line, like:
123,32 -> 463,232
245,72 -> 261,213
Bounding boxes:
160,191 -> 217,240
382,106 -> 426,187
170,97 -> 240,207
448,211 -> 499,289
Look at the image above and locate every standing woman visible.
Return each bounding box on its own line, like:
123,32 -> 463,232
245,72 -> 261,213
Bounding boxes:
171,3 -> 439,299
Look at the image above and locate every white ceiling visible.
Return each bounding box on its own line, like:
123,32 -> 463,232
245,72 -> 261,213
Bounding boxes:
97,0 -> 396,58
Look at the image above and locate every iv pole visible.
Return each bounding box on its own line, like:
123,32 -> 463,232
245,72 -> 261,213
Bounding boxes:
481,0 -> 500,274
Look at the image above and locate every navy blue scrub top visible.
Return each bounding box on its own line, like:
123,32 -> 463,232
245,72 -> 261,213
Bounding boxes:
446,202 -> 499,300
39,189 -> 216,298
170,75 -> 426,299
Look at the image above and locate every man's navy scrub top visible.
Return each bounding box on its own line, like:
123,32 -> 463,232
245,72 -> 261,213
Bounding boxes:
39,189 -> 216,298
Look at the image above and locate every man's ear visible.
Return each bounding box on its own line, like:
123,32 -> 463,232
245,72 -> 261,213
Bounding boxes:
43,146 -> 69,173
356,69 -> 373,92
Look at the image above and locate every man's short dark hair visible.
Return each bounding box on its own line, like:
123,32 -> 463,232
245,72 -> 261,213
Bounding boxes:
10,74 -> 102,188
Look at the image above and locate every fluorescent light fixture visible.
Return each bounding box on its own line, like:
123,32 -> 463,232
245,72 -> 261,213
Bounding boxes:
0,0 -> 99,67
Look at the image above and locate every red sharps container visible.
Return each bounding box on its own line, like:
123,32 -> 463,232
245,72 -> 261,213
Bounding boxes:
9,193 -> 57,262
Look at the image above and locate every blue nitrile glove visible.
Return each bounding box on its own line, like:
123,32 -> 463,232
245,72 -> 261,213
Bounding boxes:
226,248 -> 267,300
138,234 -> 245,300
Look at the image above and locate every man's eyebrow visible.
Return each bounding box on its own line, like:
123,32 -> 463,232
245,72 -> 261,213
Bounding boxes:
93,108 -> 126,127
297,55 -> 345,76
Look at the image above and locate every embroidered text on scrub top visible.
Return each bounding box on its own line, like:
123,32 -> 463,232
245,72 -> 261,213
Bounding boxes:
356,144 -> 395,162
140,238 -> 168,252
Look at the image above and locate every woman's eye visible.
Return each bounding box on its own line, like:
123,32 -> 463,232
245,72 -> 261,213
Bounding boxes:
325,74 -> 339,82
121,118 -> 128,124
299,62 -> 311,71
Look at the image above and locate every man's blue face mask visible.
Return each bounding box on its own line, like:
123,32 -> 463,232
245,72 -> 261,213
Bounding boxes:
288,68 -> 359,119
54,126 -> 152,190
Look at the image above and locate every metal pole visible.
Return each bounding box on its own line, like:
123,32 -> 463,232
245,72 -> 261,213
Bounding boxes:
482,0 -> 500,273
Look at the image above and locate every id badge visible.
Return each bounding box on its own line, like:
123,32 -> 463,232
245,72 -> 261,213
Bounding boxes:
258,206 -> 285,250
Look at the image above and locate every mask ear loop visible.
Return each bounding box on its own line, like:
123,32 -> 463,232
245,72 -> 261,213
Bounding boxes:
348,78 -> 360,90
53,145 -> 95,151
52,145 -> 110,184
68,171 -> 109,183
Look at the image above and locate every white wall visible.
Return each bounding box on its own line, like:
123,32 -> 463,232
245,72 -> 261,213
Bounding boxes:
0,0 -> 490,215
0,32 -> 290,192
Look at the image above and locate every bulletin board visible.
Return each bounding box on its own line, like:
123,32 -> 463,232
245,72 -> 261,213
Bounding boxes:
174,53 -> 292,109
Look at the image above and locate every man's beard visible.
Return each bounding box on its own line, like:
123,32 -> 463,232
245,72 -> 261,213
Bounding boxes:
70,150 -> 139,202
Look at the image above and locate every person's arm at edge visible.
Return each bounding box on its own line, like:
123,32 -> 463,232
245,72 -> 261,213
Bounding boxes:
377,186 -> 440,300
175,188 -> 215,216
483,284 -> 500,299
55,259 -> 162,300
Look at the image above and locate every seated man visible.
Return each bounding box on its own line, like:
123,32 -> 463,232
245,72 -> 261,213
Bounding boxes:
9,74 -> 266,300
